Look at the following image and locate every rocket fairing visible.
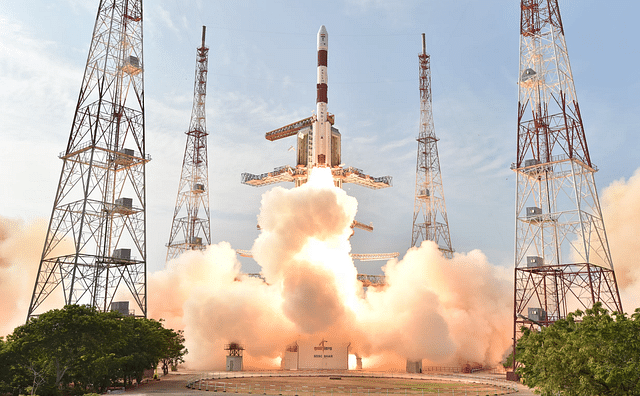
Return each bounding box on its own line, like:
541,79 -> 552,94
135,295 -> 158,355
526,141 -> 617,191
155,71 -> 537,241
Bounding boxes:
313,25 -> 331,167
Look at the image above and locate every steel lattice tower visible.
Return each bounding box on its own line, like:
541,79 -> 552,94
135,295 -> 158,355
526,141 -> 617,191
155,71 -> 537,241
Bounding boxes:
166,27 -> 211,262
411,34 -> 453,258
27,0 -> 148,320
512,0 -> 622,363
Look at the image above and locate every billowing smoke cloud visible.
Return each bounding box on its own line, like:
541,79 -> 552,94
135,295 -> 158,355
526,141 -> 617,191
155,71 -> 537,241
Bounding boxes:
599,168 -> 640,309
0,217 -> 60,335
150,168 -> 513,370
6,166 -> 640,369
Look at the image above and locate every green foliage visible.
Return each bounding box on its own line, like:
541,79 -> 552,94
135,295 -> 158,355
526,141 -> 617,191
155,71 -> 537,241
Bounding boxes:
158,323 -> 188,376
0,305 -> 187,396
516,303 -> 640,395
502,349 -> 514,369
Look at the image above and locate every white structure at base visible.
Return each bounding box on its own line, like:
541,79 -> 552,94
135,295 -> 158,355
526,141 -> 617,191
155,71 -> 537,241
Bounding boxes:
283,339 -> 350,370
226,356 -> 243,371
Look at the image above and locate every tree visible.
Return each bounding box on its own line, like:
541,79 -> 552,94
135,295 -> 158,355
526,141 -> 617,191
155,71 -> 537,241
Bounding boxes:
516,303 -> 640,395
6,305 -> 124,394
2,305 -> 188,395
158,325 -> 188,375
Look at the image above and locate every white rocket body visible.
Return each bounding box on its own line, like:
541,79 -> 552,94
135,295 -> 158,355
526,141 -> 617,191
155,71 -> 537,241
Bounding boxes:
312,25 -> 330,167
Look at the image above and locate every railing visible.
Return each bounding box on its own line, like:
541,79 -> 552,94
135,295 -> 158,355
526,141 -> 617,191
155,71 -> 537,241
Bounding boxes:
59,141 -> 151,162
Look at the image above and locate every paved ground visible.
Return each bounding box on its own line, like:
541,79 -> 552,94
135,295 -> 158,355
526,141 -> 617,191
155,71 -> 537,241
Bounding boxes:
124,371 -> 199,395
122,371 -> 537,396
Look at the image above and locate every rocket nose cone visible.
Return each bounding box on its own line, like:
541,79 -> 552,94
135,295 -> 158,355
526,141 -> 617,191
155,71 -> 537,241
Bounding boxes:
317,25 -> 328,49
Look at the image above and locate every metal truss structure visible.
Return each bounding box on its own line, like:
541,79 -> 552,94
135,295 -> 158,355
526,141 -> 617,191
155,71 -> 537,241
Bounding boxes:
236,249 -> 398,263
356,274 -> 387,288
511,0 -> 622,371
242,164 -> 392,190
240,271 -> 389,289
411,34 -> 454,258
27,0 -> 148,320
166,27 -> 211,262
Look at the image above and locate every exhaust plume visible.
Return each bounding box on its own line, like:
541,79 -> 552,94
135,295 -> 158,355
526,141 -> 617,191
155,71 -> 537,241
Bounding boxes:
5,167 -> 639,369
599,168 -> 640,308
150,168 -> 513,370
0,217 -> 66,335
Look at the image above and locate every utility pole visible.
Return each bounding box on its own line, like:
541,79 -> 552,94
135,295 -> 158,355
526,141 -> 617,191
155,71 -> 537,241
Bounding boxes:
411,33 -> 454,258
28,0 -> 148,320
166,26 -> 211,262
510,0 -> 622,375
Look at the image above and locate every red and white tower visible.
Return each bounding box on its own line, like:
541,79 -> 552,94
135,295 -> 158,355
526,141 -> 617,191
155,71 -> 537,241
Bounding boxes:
411,34 -> 453,258
511,0 -> 622,369
27,0 -> 148,319
166,27 -> 211,262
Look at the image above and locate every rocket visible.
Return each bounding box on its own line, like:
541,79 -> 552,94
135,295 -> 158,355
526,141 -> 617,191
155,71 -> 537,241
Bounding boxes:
313,25 -> 330,167
242,24 -> 392,190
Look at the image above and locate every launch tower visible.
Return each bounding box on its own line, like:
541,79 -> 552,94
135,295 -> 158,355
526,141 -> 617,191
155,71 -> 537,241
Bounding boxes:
511,0 -> 622,368
410,34 -> 454,258
27,0 -> 148,319
166,27 -> 211,262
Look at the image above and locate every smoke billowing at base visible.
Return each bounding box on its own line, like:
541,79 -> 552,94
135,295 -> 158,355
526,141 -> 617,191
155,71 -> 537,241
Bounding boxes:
150,168 -> 514,370
0,217 -> 68,336
4,167 -> 640,369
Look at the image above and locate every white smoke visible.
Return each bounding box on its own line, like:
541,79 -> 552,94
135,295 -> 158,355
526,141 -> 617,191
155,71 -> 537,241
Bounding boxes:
6,166 -> 640,369
0,216 -> 67,335
150,168 -> 513,370
599,168 -> 640,309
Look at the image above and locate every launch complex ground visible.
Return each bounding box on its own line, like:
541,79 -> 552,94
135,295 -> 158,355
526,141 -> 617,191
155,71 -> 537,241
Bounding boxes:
125,370 -> 534,396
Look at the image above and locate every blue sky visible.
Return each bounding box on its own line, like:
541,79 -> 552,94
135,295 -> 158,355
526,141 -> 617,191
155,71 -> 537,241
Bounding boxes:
1,0 -> 639,277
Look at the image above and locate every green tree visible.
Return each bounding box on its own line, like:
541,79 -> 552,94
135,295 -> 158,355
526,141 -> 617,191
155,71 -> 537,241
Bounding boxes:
516,303 -> 640,395
7,305 -> 121,394
116,315 -> 166,385
158,325 -> 188,375
2,305 -> 187,395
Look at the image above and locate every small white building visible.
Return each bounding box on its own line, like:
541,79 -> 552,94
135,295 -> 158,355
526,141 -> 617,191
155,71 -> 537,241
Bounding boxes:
283,339 -> 350,370
225,343 -> 244,371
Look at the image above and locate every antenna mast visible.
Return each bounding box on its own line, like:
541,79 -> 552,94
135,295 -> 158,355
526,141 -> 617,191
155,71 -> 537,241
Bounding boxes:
166,26 -> 211,262
411,33 -> 454,258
